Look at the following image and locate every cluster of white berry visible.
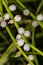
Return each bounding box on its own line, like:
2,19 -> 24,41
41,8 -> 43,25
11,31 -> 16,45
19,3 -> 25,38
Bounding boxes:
0,4 -> 31,28
0,4 -> 37,65
16,26 -> 34,65
18,27 -> 31,37
16,27 -> 31,51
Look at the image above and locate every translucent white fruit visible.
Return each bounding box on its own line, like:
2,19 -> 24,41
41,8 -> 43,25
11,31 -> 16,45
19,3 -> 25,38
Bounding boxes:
23,9 -> 30,16
27,63 -> 30,65
14,15 -> 22,22
0,21 -> 7,28
18,27 -> 24,34
4,13 -> 10,20
28,55 -> 34,61
24,30 -> 30,37
9,4 -> 16,11
17,39 -> 24,46
37,14 -> 43,21
0,17 -> 2,22
8,20 -> 13,24
16,34 -> 21,40
32,21 -> 38,28
23,44 -> 30,51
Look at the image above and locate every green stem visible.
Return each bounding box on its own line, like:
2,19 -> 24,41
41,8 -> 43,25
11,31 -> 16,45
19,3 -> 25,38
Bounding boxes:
0,32 -> 9,44
21,34 -> 43,56
20,58 -> 26,65
15,0 -> 43,28
0,0 -> 2,12
28,32 -> 43,40
15,0 -> 26,9
6,26 -> 34,65
0,42 -> 15,64
1,1 -> 34,65
0,42 -> 10,46
8,0 -> 36,4
26,52 -> 39,55
32,28 -> 39,65
0,0 -> 3,19
36,0 -> 43,14
2,0 -> 43,56
20,0 -> 36,2
36,32 -> 43,38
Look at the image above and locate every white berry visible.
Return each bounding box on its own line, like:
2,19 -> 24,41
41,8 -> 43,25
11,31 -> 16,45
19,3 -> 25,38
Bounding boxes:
0,17 -> 2,22
4,13 -> 10,20
9,4 -> 16,11
27,63 -> 30,65
23,44 -> 30,51
18,27 -> 24,34
8,20 -> 13,24
37,14 -> 43,21
24,30 -> 30,37
0,21 -> 7,28
32,21 -> 38,28
17,39 -> 24,46
23,9 -> 30,16
28,55 -> 34,61
14,15 -> 22,22
16,34 -> 21,40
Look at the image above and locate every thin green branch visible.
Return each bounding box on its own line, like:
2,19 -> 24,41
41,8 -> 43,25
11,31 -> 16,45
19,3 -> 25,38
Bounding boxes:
32,28 -> 39,65
0,1 -> 34,65
15,0 -> 43,28
0,42 -> 15,64
8,0 -> 36,4
2,0 -> 43,56
36,0 -> 43,14
0,26 -> 34,65
0,32 -> 10,44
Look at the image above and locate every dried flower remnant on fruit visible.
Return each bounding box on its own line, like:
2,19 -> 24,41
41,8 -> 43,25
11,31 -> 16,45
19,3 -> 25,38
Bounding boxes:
37,14 -> 43,21
14,15 -> 22,22
8,20 -> 13,24
9,4 -> 16,11
4,13 -> 10,20
28,55 -> 34,61
27,63 -> 30,65
23,44 -> 30,51
24,30 -> 30,37
23,9 -> 30,16
15,51 -> 21,58
17,39 -> 24,46
32,21 -> 38,28
16,34 -> 21,40
0,21 -> 7,28
18,27 -> 24,34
